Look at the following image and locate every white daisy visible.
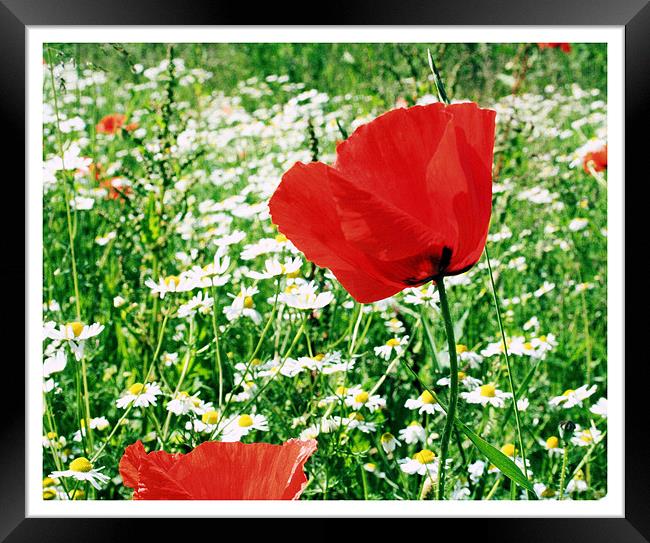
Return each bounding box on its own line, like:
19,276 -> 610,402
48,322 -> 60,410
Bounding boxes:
166,391 -> 204,416
380,432 -> 401,454
44,321 -> 104,361
570,423 -> 604,447
145,273 -> 195,299
404,390 -> 444,415
344,387 -> 386,412
549,384 -> 597,408
460,383 -> 511,408
116,382 -> 162,409
398,421 -> 426,445
399,449 -> 440,477
49,457 -> 110,490
590,397 -> 608,418
246,256 -> 302,280
374,335 -> 409,360
223,286 -> 262,324
278,281 -> 334,310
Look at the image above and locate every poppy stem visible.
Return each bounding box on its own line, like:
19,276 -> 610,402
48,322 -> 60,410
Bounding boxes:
435,278 -> 458,500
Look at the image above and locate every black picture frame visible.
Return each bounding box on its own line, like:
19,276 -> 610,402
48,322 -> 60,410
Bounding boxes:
3,0 -> 646,539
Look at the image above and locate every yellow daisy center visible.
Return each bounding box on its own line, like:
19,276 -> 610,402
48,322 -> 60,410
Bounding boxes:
46,431 -> 57,440
335,385 -> 348,396
456,344 -> 468,354
562,389 -> 575,396
408,421 -> 421,428
420,390 -> 436,404
386,338 -> 400,347
313,353 -> 325,361
43,488 -> 57,500
381,432 -> 394,443
238,414 -> 254,427
275,234 -> 288,243
164,275 -> 180,287
71,489 -> 85,500
546,436 -> 559,449
501,443 -> 516,457
480,384 -> 496,397
66,321 -> 84,337
413,449 -> 436,464
350,412 -> 365,421
243,296 -> 254,309
128,383 -> 145,395
69,457 -> 93,473
354,391 -> 369,404
457,371 -> 466,380
43,477 -> 57,487
201,410 -> 219,425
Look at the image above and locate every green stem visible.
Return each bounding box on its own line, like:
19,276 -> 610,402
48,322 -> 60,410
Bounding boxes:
435,278 -> 458,500
558,445 -> 569,500
485,246 -> 531,494
209,284 -> 224,406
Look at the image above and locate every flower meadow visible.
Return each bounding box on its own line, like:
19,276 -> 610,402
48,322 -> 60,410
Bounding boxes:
41,43 -> 608,502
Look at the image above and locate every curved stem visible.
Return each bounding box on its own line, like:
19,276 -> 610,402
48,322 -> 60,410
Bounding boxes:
435,278 -> 458,500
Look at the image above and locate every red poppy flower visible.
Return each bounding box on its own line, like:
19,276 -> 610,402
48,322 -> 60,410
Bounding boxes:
268,102 -> 496,303
537,43 -> 572,53
119,439 -> 317,500
582,144 -> 607,174
96,113 -> 127,135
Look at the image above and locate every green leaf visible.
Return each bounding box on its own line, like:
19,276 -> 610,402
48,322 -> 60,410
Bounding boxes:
456,420 -> 534,492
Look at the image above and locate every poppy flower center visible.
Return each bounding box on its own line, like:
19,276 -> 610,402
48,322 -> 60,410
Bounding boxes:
238,414 -> 254,427
413,449 -> 436,464
479,384 -> 496,397
69,457 -> 93,473
202,410 -> 219,425
66,321 -> 84,337
129,383 -> 145,395
546,436 -> 559,449
420,390 -> 436,404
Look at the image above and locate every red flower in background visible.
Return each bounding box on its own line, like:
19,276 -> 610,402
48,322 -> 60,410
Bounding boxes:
119,439 -> 317,500
100,177 -> 133,201
96,113 -> 137,135
582,144 -> 607,174
269,102 -> 496,303
537,43 -> 572,53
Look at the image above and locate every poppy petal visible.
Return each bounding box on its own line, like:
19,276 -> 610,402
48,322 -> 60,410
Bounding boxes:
269,162 -> 405,301
328,168 -> 449,262
119,440 -> 317,500
334,104 -> 452,226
